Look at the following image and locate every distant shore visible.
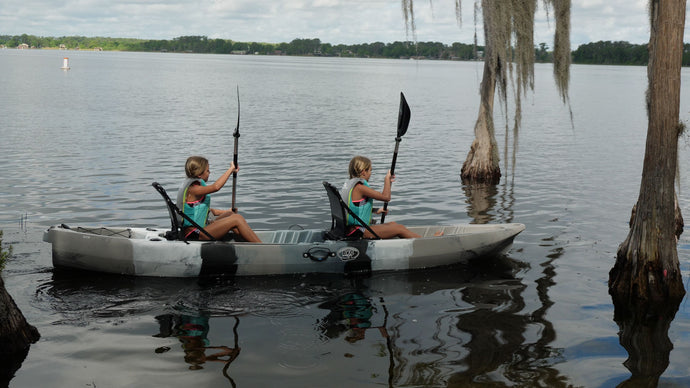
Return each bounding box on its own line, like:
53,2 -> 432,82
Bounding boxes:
3,34 -> 687,66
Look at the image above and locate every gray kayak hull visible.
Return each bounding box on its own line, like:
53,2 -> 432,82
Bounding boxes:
43,223 -> 525,277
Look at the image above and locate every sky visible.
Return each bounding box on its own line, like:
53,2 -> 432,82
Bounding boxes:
0,0 -> 687,48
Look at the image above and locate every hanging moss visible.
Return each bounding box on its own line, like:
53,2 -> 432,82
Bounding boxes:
401,1 -> 572,183
552,0 -> 571,103
403,0 -> 570,128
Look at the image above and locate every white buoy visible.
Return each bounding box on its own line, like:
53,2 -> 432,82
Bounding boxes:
61,57 -> 70,70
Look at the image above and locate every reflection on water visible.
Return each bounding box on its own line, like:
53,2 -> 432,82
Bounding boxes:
25,247 -> 690,386
154,313 -> 241,385
317,292 -> 394,386
446,257 -> 567,387
36,259 -> 579,387
462,180 -> 515,225
612,298 -> 682,388
316,292 -> 390,345
463,182 -> 500,224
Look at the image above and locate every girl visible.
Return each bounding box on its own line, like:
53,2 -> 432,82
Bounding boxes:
179,156 -> 261,242
341,155 -> 428,239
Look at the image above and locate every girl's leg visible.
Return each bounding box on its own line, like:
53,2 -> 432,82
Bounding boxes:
201,214 -> 262,242
364,222 -> 421,239
212,209 -> 235,221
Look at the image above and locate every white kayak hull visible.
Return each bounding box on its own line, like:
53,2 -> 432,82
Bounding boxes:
43,223 -> 525,277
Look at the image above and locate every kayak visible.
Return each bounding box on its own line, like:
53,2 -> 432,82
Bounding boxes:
42,223 -> 525,278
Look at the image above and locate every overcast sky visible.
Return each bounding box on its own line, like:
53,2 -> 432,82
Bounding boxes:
1,0 -> 686,48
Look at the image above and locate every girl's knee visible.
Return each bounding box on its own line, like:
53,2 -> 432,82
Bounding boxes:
391,223 -> 406,231
230,214 -> 246,221
230,214 -> 249,227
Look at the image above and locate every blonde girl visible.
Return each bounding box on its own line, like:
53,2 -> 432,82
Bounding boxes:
340,155 -> 422,239
179,156 -> 261,242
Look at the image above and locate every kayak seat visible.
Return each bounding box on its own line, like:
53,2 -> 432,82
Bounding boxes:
152,182 -> 183,240
151,182 -> 220,242
322,181 -> 380,240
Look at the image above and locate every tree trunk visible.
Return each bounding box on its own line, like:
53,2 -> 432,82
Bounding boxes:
609,0 -> 686,304
629,193 -> 684,239
0,275 -> 40,385
461,43 -> 501,184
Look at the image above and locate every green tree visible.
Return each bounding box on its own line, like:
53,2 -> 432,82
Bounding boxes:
536,42 -> 550,62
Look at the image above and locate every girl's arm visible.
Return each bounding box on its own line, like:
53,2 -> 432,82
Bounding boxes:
353,170 -> 394,202
188,163 -> 238,197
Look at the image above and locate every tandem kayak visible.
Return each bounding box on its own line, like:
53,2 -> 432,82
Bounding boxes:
42,223 -> 525,278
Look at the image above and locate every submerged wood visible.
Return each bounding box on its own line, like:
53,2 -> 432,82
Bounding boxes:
609,0 -> 686,303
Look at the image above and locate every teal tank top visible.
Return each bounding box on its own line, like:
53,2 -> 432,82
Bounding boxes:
181,179 -> 211,228
342,178 -> 373,227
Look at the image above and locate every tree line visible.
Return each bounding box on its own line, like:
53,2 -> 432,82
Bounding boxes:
3,34 -> 690,66
0,34 -> 480,60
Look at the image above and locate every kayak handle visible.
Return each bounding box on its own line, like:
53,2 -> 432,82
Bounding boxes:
303,247 -> 335,262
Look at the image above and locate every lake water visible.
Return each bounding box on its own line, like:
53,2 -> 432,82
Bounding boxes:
2,49 -> 690,387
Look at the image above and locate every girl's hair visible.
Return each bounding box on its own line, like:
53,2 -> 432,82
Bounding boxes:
185,156 -> 209,178
348,155 -> 371,178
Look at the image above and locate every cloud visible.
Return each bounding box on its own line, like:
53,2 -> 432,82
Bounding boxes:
0,0 -> 686,47
569,0 -> 651,45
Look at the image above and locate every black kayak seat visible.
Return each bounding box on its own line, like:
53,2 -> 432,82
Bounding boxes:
322,181 -> 380,240
151,182 -> 216,242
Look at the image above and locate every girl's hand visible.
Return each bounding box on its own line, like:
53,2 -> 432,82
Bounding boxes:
229,162 -> 239,174
374,207 -> 388,215
385,170 -> 396,183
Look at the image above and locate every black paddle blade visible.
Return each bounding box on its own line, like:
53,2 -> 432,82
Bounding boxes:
233,85 -> 240,138
397,92 -> 411,138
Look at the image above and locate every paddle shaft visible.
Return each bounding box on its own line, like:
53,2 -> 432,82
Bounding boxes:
380,137 -> 401,224
231,138 -> 239,212
231,86 -> 240,212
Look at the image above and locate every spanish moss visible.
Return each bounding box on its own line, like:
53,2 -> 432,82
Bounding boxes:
552,0 -> 571,103
401,0 -> 417,43
401,0 -> 572,183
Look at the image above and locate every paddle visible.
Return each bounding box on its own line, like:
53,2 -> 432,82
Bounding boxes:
231,85 -> 240,213
380,92 -> 411,224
